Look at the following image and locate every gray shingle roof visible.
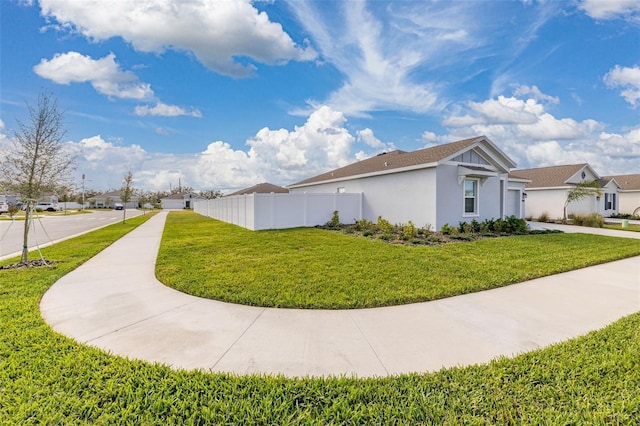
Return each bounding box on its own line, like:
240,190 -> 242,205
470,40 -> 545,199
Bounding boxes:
227,182 -> 289,196
511,164 -> 588,188
289,136 -> 489,187
602,174 -> 640,191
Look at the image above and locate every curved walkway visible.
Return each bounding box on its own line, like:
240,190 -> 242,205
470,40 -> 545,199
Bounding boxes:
40,212 -> 640,378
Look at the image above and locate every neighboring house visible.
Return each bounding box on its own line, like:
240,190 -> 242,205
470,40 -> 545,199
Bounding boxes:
161,192 -> 204,209
288,136 -> 527,229
512,163 -> 619,220
93,190 -> 139,209
602,174 -> 640,215
227,182 -> 289,196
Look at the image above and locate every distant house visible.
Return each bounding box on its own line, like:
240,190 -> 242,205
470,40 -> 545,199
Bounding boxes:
602,174 -> 640,215
161,192 -> 204,209
288,136 -> 526,229
512,163 -> 620,220
227,182 -> 289,196
93,190 -> 139,209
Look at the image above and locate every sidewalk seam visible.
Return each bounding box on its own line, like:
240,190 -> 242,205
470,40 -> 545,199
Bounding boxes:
348,311 -> 390,376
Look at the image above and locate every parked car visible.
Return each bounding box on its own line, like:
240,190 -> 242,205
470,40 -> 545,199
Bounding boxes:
114,203 -> 124,210
35,202 -> 59,212
0,202 -> 8,214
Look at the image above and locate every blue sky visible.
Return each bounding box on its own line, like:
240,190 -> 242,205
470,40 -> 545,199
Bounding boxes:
1,0 -> 639,192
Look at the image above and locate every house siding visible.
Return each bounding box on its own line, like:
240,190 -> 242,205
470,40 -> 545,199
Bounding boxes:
435,164 -> 508,228
289,168 -> 438,228
619,191 -> 640,215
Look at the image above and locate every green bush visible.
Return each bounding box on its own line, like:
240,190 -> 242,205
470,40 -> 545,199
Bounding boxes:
34,207 -> 43,213
326,210 -> 341,228
376,216 -> 394,234
354,218 -> 375,231
401,221 -> 417,240
440,223 -> 453,235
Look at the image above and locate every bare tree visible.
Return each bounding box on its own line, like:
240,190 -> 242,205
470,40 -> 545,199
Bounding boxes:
120,171 -> 134,224
0,91 -> 74,264
563,180 -> 602,224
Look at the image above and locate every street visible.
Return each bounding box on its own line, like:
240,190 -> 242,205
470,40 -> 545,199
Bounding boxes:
0,209 -> 144,260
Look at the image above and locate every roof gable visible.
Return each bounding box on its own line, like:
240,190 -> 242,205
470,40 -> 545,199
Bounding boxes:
289,136 -> 515,188
602,174 -> 640,191
512,164 -> 601,188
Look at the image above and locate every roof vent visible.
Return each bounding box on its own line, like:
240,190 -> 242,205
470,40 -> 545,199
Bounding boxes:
377,152 -> 388,156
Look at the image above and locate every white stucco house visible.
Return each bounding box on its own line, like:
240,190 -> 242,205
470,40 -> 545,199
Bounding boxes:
288,136 -> 527,229
511,163 -> 620,220
602,174 -> 640,216
161,192 -> 204,209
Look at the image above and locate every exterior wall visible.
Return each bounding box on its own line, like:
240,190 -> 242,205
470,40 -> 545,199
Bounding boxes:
525,188 -> 601,220
193,193 -> 362,231
162,199 -> 185,209
524,189 -> 567,220
290,168 -> 438,228
435,165 -> 508,228
618,191 -> 640,215
598,180 -> 619,217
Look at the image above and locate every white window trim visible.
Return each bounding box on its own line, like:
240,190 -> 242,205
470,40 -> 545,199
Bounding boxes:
463,178 -> 480,217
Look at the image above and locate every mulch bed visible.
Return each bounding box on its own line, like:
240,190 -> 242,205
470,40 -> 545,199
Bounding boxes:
0,259 -> 58,269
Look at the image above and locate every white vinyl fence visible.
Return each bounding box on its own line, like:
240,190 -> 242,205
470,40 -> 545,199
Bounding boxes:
193,192 -> 363,230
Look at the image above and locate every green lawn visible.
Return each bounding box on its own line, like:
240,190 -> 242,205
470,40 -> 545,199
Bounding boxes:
156,211 -> 640,309
2,212 -> 639,423
605,223 -> 640,232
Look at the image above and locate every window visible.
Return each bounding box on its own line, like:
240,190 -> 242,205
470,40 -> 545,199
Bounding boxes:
463,179 -> 478,215
605,193 -> 617,210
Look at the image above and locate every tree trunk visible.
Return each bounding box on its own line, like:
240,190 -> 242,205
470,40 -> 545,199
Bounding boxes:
21,205 -> 31,263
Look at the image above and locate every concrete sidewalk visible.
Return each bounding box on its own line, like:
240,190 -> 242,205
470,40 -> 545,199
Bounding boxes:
40,212 -> 640,378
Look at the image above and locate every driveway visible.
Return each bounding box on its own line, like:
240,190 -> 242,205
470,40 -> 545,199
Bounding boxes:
0,209 -> 144,260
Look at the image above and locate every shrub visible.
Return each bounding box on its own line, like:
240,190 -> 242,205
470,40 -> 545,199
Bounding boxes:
401,221 -> 417,240
326,210 -> 341,228
7,204 -> 20,218
480,219 -> 494,233
440,223 -> 453,235
469,219 -> 481,233
538,211 -> 551,223
376,216 -> 394,234
35,207 -> 43,213
354,218 -> 375,231
573,213 -> 604,228
362,230 -> 374,237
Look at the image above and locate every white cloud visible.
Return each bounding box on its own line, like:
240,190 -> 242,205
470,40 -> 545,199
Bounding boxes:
34,52 -> 153,100
604,65 -> 640,107
441,92 -> 639,174
49,106 -> 392,192
356,128 -> 395,151
135,102 -> 202,118
578,0 -> 640,21
247,106 -> 355,183
513,85 -> 559,104
38,0 -> 316,78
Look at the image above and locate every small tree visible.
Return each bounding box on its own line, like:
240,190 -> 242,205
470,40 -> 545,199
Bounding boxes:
0,91 -> 74,264
120,171 -> 134,223
563,180 -> 602,224
200,189 -> 223,199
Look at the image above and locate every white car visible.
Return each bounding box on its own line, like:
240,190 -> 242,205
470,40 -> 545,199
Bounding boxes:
0,202 -> 8,214
36,202 -> 59,212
